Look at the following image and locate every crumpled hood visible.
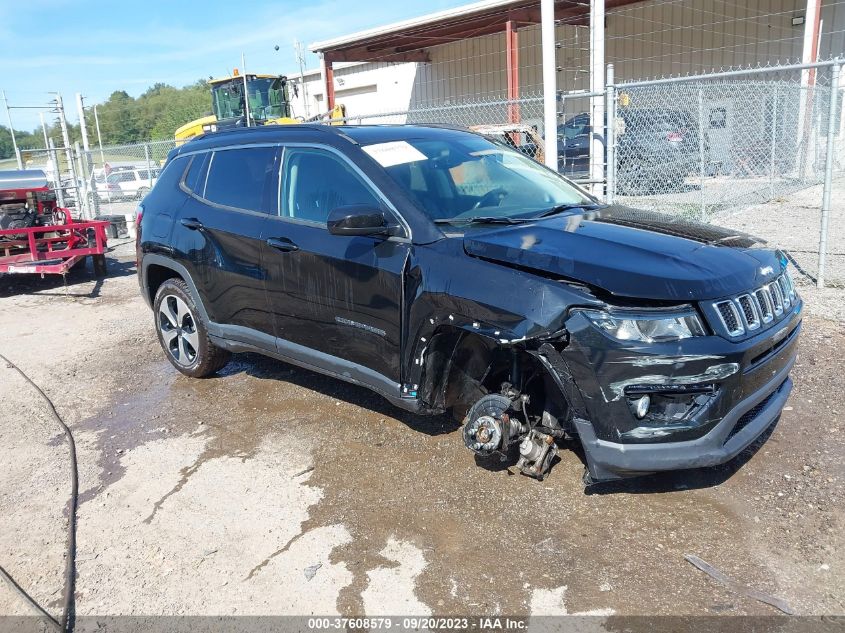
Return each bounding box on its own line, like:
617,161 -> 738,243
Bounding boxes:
462,206 -> 784,301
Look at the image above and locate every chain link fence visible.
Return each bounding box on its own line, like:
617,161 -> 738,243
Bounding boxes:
83,139 -> 177,218
43,61 -> 841,287
607,63 -> 844,288
332,63 -> 844,289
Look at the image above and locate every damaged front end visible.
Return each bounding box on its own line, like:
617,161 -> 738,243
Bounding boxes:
539,291 -> 802,483
437,281 -> 801,485
405,232 -> 802,486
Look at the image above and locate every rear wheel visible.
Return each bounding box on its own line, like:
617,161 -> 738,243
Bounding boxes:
153,278 -> 231,377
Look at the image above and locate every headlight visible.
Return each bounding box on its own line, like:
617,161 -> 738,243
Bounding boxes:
581,309 -> 706,343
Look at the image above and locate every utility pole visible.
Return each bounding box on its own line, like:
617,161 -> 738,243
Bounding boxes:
294,40 -> 311,118
2,90 -> 23,169
48,139 -> 65,208
39,113 -> 49,150
53,93 -> 81,216
242,52 -> 251,127
41,113 -> 53,183
93,104 -> 106,166
75,93 -> 90,152
75,94 -> 98,217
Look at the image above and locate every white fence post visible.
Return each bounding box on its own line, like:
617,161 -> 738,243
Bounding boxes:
541,0 -> 558,171
605,64 -> 615,204
697,86 -> 706,220
589,0 -> 606,195
817,61 -> 841,289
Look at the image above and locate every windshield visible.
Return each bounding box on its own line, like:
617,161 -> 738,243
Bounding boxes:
366,135 -> 593,223
211,77 -> 289,123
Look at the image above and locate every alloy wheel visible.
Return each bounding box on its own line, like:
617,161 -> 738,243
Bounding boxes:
158,294 -> 199,366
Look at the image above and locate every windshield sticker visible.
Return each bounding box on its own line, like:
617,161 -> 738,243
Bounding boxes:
363,141 -> 427,167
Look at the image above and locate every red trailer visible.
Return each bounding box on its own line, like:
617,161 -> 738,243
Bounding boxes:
0,170 -> 110,277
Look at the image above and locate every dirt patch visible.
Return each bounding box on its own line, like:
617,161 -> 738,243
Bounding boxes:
0,242 -> 842,617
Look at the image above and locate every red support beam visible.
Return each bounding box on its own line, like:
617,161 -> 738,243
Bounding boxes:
323,58 -> 336,110
506,20 -> 520,125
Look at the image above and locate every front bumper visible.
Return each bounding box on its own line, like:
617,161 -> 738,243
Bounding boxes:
537,300 -> 802,482
573,358 -> 793,481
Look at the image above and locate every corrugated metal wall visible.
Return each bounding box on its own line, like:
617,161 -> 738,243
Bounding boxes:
408,0 -> 843,107
302,0 -> 845,119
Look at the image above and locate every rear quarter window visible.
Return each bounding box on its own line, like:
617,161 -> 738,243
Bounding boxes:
146,155 -> 189,197
183,152 -> 210,194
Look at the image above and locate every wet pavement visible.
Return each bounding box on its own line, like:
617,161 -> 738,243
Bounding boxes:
0,244 -> 843,617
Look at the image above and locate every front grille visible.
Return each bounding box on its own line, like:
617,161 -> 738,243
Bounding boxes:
712,271 -> 797,338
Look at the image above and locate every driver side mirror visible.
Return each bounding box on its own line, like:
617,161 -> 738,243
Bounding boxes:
327,205 -> 395,237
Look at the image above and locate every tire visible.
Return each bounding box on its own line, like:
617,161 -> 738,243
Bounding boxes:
92,254 -> 108,277
153,278 -> 231,378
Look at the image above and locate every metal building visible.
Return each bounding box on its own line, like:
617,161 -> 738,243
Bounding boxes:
288,0 -> 844,122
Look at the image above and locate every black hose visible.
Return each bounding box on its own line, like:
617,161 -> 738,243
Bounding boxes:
0,353 -> 77,633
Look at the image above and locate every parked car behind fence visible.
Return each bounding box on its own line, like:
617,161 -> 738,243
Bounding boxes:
107,167 -> 161,200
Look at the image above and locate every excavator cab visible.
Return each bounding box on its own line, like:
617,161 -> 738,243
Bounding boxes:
210,74 -> 293,127
175,72 -> 296,143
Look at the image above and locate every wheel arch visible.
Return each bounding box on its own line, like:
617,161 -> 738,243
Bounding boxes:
141,255 -> 210,323
417,325 -> 526,418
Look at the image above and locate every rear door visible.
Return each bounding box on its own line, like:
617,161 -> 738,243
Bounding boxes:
261,145 -> 409,383
174,145 -> 279,339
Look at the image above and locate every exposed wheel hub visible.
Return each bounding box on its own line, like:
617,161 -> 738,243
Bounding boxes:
462,391 -> 560,480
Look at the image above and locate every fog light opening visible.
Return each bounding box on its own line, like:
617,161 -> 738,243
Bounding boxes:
633,394 -> 651,419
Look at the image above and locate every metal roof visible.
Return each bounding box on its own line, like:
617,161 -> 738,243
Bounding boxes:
309,0 -> 639,63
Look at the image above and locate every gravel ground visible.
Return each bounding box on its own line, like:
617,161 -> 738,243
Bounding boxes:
0,236 -> 843,620
620,175 -> 845,289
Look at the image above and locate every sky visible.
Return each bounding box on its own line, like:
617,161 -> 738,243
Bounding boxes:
0,0 -> 470,131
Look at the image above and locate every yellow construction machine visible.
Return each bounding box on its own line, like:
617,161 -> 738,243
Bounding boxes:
175,70 -> 345,144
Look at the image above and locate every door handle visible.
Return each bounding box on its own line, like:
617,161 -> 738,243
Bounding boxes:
180,217 -> 204,231
266,237 -> 299,252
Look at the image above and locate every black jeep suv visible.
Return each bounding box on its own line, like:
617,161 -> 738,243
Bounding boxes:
137,124 -> 801,484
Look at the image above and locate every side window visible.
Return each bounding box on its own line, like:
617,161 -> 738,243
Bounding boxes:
282,149 -> 381,224
138,170 -> 149,180
183,152 -> 210,194
203,146 -> 277,212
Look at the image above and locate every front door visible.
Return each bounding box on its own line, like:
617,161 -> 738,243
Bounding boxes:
262,147 -> 408,383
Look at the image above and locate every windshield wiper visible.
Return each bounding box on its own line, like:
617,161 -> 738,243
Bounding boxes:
535,202 -> 606,218
433,216 -> 533,225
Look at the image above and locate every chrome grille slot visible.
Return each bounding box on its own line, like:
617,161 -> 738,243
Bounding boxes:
715,300 -> 744,336
784,273 -> 796,300
778,275 -> 795,307
778,276 -> 791,307
754,289 -> 773,323
769,282 -> 784,316
735,294 -> 760,330
712,272 -> 798,337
